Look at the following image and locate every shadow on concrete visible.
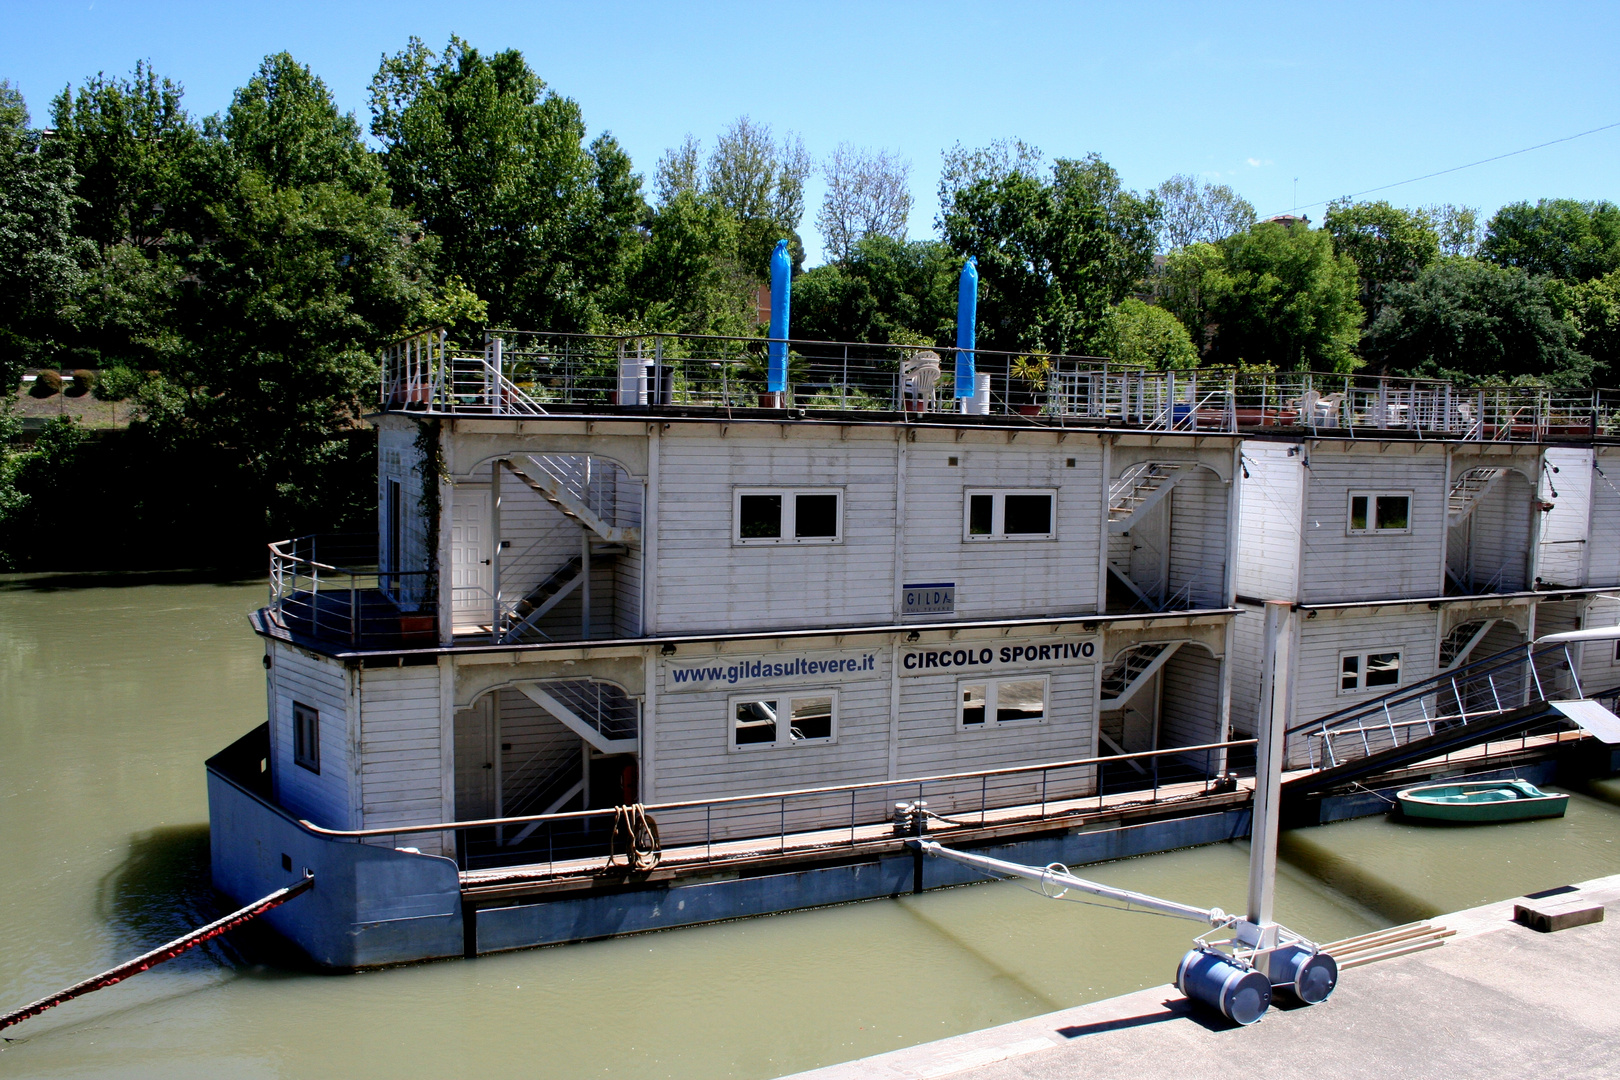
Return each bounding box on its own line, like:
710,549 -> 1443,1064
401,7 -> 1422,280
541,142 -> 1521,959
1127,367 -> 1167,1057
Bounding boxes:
1056,996 -> 1238,1038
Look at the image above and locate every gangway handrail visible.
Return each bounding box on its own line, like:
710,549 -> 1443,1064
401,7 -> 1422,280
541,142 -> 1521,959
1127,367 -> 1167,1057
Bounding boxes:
1285,641 -> 1576,738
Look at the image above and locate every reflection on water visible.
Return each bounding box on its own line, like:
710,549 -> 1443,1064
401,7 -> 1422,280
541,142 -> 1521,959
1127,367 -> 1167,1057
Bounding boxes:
1,577 -> 1618,1079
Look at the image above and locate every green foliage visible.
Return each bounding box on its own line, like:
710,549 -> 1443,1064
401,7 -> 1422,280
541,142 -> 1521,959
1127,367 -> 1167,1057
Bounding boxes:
1190,221 -> 1364,372
1099,298 -> 1198,369
0,415 -> 85,568
0,79 -> 91,385
939,147 -> 1159,355
1365,257 -> 1591,385
30,369 -> 62,396
1154,174 -> 1255,252
621,190 -> 753,337
370,36 -> 644,332
791,235 -> 957,346
1482,199 -> 1620,282
1325,199 -> 1440,314
1569,269 -> 1620,379
67,368 -> 95,397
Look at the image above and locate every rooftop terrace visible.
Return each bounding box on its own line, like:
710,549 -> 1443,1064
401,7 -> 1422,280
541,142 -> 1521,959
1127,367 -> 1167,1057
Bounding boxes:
381,328 -> 1620,443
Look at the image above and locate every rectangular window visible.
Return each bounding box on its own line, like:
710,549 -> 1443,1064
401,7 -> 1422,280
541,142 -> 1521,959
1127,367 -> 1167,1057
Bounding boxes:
731,691 -> 838,749
292,702 -> 320,773
963,489 -> 1057,541
958,676 -> 1048,728
1347,491 -> 1412,535
386,478 -> 402,583
1339,650 -> 1402,693
734,489 -> 843,544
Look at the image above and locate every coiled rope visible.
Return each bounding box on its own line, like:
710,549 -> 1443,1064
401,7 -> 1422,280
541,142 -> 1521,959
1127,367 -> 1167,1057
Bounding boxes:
608,803 -> 661,872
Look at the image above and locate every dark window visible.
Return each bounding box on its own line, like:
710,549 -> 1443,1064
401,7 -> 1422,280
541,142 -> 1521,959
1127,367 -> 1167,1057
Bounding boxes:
795,494 -> 839,538
1349,495 -> 1369,532
386,479 -> 402,585
790,696 -> 834,740
960,684 -> 987,726
996,679 -> 1046,723
1366,652 -> 1401,687
734,700 -> 778,745
1340,654 -> 1360,691
968,494 -> 994,535
739,495 -> 782,539
293,702 -> 320,773
1375,496 -> 1409,531
1004,494 -> 1053,535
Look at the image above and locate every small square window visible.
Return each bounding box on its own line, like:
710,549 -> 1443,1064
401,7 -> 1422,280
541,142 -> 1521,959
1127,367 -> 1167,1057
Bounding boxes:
948,456 -> 959,467
732,692 -> 838,749
958,676 -> 1047,729
293,702 -> 320,773
735,489 -> 842,544
1347,491 -> 1412,535
1339,650 -> 1402,693
963,490 -> 1057,541
1065,458 -> 1076,468
739,494 -> 781,539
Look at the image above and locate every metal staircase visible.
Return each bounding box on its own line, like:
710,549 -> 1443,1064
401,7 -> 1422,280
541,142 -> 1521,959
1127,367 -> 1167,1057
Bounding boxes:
1447,467 -> 1506,526
1108,463 -> 1186,533
516,680 -> 639,754
501,547 -> 625,644
505,455 -> 639,546
1099,642 -> 1182,709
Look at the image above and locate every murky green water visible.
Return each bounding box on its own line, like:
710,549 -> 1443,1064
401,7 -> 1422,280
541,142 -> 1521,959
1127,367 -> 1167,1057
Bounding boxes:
2,577 -> 1619,1078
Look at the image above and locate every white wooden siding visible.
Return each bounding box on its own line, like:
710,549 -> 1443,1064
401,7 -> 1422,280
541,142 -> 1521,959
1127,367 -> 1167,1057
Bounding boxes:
496,689 -> 581,812
1300,454 -> 1446,603
1158,647 -> 1224,773
1292,610 -> 1439,728
1236,442 -> 1304,600
903,442 -> 1104,621
1167,469 -> 1230,608
1464,473 -> 1533,592
1579,594 -> 1620,692
357,664 -> 445,831
655,435 -> 899,633
1226,605 -> 1266,736
1588,451 -> 1620,587
268,642 -> 354,829
896,667 -> 1095,778
1539,448 -> 1592,587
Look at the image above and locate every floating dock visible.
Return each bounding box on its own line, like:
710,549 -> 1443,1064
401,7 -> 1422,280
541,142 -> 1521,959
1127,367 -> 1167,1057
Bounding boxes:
782,872 -> 1620,1080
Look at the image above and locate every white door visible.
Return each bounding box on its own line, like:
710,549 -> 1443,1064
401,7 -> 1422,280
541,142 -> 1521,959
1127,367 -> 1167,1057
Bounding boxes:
451,488 -> 492,629
1129,497 -> 1172,604
453,695 -> 497,820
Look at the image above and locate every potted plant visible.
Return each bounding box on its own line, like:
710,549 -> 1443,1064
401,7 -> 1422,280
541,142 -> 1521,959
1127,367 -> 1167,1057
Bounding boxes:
1008,355 -> 1050,416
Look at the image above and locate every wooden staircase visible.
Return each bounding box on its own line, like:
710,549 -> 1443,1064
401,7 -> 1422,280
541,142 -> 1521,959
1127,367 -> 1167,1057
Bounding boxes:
1447,467 -> 1506,526
1099,642 -> 1182,709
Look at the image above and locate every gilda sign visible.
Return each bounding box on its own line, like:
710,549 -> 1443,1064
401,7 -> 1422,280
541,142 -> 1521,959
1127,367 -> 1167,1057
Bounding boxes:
900,638 -> 1096,677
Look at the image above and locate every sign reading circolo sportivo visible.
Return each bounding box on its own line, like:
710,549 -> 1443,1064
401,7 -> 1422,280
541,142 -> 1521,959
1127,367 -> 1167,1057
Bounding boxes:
899,637 -> 1097,677
663,650 -> 880,692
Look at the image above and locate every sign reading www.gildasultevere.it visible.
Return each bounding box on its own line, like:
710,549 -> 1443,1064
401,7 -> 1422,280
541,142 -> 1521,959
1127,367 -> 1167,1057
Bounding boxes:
663,652 -> 880,692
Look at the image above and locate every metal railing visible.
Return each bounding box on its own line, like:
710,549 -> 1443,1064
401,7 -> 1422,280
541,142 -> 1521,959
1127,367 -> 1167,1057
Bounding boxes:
297,739 -> 1254,875
267,534 -> 436,648
1284,641 -> 1585,770
380,328 -> 1620,443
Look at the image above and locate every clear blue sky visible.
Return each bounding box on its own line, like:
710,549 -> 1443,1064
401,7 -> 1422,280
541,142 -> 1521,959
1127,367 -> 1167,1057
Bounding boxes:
3,0 -> 1617,265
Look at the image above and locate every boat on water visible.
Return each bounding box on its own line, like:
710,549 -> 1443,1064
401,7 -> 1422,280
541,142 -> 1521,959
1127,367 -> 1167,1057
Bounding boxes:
1395,779 -> 1568,823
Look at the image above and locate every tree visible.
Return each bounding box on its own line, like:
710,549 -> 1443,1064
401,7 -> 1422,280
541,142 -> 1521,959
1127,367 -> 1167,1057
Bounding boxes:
1324,199 -> 1440,315
1153,174 -> 1255,252
791,235 -> 957,347
1099,298 -> 1198,369
816,143 -> 911,261
1482,199 -> 1620,282
0,80 -> 90,383
703,117 -> 812,276
621,189 -> 754,337
1365,257 -> 1591,384
1425,203 -> 1481,258
1570,268 -> 1620,379
369,36 -> 644,332
939,146 -> 1160,355
1198,220 -> 1364,372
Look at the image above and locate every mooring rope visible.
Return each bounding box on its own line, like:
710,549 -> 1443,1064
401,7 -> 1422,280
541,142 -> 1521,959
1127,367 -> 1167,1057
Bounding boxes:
0,875 -> 313,1035
607,804 -> 662,872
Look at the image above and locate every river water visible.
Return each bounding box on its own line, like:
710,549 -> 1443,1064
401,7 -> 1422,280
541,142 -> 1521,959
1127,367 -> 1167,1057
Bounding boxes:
3,577 -> 1619,1079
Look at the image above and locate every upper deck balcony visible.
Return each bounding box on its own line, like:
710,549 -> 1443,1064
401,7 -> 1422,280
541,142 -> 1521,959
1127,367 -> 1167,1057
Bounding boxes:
262,533 -> 437,652
380,328 -> 1619,444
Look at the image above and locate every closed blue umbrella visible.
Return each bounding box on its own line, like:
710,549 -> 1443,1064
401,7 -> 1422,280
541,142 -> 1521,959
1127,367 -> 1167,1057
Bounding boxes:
769,239 -> 791,394
955,256 -> 978,398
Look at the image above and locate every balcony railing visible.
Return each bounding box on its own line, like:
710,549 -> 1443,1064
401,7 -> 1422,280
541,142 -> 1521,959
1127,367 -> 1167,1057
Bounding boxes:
267,533 -> 437,649
381,329 -> 1620,443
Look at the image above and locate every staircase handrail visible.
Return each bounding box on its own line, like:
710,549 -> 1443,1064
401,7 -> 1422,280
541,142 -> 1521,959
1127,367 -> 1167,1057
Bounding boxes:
1285,640 -> 1577,740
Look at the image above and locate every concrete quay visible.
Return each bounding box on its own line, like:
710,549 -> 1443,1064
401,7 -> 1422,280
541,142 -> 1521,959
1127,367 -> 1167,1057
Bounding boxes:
785,872 -> 1620,1080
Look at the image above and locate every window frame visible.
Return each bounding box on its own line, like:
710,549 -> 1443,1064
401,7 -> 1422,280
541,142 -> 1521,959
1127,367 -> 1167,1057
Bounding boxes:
1337,649 -> 1403,694
733,487 -> 845,545
728,689 -> 840,751
292,701 -> 320,773
961,488 -> 1059,542
1345,490 -> 1414,536
956,674 -> 1051,730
